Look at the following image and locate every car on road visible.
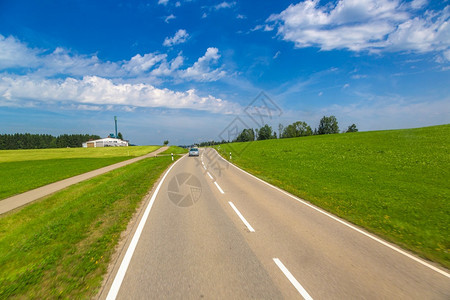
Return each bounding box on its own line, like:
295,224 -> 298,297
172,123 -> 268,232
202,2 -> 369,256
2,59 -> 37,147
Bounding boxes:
189,147 -> 199,156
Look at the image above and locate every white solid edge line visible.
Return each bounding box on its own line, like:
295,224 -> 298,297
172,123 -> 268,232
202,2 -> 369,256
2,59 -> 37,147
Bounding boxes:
273,258 -> 313,300
207,172 -> 214,180
228,201 -> 255,232
212,149 -> 450,279
106,155 -> 185,300
214,181 -> 225,194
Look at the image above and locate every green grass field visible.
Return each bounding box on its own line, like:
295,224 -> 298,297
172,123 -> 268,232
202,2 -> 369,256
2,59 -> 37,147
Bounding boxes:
0,155 -> 176,299
159,146 -> 188,155
0,146 -> 160,200
215,124 -> 450,268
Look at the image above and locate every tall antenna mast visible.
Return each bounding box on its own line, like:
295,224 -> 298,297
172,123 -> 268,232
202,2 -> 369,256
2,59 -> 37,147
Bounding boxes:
114,116 -> 118,138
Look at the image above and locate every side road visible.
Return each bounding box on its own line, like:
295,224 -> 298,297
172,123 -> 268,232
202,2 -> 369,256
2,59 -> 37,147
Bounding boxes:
0,146 -> 169,215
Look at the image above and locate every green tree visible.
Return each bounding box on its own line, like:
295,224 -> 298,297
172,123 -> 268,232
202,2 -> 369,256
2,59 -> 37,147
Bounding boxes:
294,121 -> 312,136
346,124 -> 358,133
163,140 -> 169,146
318,116 -> 339,134
0,133 -> 100,149
257,124 -> 273,140
117,132 -> 124,140
235,128 -> 255,142
281,121 -> 312,138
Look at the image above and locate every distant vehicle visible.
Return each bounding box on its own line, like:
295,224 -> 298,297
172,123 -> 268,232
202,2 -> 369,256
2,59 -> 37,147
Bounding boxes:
189,147 -> 199,156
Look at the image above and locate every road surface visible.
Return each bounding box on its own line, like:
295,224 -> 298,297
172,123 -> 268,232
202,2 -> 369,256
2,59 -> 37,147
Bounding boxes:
101,148 -> 449,299
0,146 -> 168,215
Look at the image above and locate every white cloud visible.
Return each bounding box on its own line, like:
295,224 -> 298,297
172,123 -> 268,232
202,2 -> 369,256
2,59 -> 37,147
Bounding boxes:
214,1 -> 236,10
158,0 -> 169,6
0,35 -> 233,114
267,0 -> 450,60
36,47 -> 122,78
0,39 -> 122,78
251,25 -> 264,32
179,47 -> 226,81
0,34 -> 40,69
409,0 -> 428,10
0,34 -> 229,83
263,24 -> 274,32
0,75 -> 239,113
386,9 -> 450,53
251,24 -> 275,32
444,50 -> 450,61
163,29 -> 189,47
151,53 -> 184,77
122,53 -> 167,74
0,33 -> 234,116
164,14 -> 176,23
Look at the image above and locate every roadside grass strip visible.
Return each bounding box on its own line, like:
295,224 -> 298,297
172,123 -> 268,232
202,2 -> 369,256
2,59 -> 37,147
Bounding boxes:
215,125 -> 450,269
0,146 -> 159,200
158,146 -> 188,155
0,156 -> 175,299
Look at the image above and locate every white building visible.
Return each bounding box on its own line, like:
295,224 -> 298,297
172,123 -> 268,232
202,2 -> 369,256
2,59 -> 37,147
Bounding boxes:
82,137 -> 128,148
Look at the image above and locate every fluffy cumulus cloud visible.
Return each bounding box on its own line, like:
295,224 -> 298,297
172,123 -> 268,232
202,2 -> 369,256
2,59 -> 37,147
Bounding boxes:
0,75 -> 239,113
386,8 -> 450,53
0,34 -> 231,113
0,33 -> 227,81
0,35 -> 41,68
122,53 -> 167,74
163,29 -> 189,47
179,47 -> 226,81
151,54 -> 184,77
267,0 -> 450,59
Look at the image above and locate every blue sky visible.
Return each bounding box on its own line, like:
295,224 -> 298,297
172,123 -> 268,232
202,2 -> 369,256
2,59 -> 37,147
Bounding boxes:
0,0 -> 449,145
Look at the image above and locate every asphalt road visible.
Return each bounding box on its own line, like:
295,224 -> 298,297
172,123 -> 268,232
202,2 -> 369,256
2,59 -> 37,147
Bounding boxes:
102,148 -> 450,299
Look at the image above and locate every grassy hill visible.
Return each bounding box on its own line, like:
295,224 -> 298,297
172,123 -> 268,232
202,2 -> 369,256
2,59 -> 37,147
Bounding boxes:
215,124 -> 449,268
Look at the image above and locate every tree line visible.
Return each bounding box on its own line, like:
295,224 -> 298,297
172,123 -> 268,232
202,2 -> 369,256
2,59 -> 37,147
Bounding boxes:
0,133 -> 101,150
235,116 -> 357,142
197,115 -> 357,146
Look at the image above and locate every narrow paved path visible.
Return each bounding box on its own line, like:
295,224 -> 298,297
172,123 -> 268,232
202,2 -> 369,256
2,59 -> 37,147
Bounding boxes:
0,146 -> 168,215
101,148 -> 449,299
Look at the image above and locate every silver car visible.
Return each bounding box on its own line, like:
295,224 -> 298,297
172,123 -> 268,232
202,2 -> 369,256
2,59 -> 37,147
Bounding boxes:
189,147 -> 199,156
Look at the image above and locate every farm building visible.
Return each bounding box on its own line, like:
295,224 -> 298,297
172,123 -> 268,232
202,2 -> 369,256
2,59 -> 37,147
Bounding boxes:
82,137 -> 128,148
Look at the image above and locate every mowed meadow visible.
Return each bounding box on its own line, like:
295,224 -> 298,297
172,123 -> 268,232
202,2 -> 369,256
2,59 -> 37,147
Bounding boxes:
0,146 -> 159,200
215,124 -> 450,268
0,155 -> 177,298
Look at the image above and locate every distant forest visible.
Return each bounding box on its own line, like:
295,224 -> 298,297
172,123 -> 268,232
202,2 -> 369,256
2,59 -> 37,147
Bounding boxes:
0,134 -> 101,150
